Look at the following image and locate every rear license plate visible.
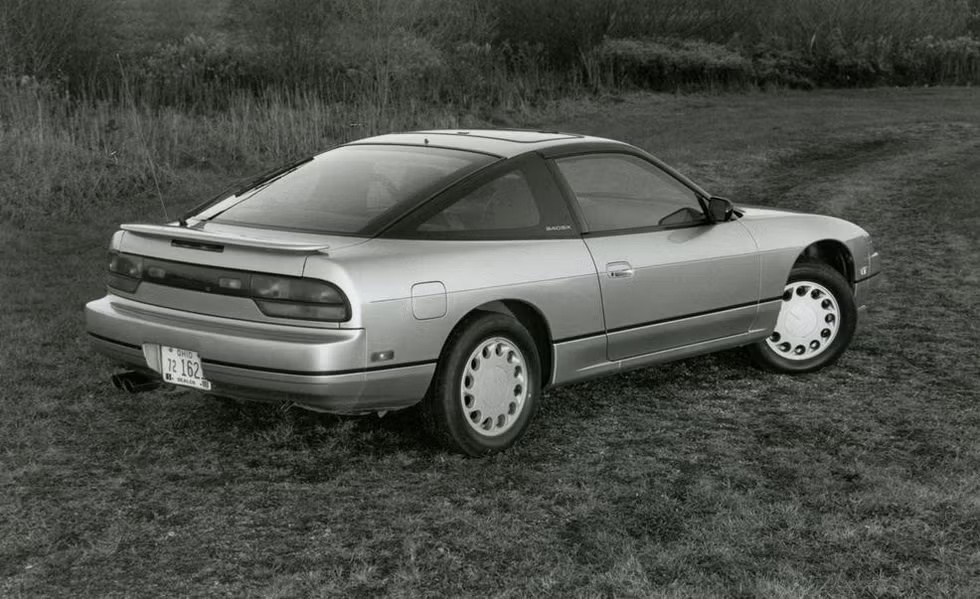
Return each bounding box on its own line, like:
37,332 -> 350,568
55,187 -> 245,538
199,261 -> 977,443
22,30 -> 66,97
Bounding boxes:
160,345 -> 211,391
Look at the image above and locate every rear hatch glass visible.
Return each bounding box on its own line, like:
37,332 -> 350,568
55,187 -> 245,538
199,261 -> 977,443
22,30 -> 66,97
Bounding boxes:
198,145 -> 495,235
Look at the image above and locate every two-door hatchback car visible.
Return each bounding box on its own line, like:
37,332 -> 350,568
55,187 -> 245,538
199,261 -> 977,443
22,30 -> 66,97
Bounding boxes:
86,129 -> 880,455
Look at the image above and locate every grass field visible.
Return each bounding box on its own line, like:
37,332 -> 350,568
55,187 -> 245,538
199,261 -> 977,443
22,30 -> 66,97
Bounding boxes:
1,88 -> 979,597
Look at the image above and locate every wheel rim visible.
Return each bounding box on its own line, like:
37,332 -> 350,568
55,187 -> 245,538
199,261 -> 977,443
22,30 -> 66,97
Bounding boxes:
766,280 -> 840,361
459,336 -> 529,438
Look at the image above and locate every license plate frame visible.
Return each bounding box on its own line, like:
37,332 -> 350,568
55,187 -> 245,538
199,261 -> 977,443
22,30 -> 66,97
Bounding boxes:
160,345 -> 212,391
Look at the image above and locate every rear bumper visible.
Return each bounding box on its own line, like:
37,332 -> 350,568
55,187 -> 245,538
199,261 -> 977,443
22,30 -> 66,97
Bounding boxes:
85,294 -> 434,413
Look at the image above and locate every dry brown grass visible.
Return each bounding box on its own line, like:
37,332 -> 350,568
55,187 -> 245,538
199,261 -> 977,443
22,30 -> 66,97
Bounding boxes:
1,87 -> 979,597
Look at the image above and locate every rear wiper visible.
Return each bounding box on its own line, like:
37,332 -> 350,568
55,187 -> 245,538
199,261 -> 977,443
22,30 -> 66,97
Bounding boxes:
177,180 -> 241,227
177,156 -> 314,226
232,155 -> 314,197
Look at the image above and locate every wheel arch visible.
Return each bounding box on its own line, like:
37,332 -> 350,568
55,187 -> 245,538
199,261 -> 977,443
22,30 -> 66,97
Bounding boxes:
796,239 -> 854,288
444,299 -> 554,389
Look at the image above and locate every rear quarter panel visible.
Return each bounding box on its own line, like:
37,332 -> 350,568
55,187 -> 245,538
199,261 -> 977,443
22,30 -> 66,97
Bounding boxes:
304,238 -> 603,369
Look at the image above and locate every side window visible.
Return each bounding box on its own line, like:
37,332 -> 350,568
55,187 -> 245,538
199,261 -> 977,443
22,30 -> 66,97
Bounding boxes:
418,170 -> 541,233
554,154 -> 706,232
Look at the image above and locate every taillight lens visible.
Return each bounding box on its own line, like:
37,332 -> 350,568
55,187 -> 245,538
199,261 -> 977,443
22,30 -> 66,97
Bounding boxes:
104,252 -> 350,322
251,275 -> 349,321
107,251 -> 143,292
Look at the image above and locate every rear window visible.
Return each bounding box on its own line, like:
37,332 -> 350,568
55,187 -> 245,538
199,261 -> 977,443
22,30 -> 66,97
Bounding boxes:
204,145 -> 494,235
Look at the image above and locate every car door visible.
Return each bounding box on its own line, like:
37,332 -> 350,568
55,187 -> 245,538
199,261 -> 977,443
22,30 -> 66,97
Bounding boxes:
380,154 -> 605,357
551,152 -> 761,361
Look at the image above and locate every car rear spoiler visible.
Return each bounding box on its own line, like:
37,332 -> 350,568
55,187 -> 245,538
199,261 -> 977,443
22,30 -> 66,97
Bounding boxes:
120,224 -> 330,253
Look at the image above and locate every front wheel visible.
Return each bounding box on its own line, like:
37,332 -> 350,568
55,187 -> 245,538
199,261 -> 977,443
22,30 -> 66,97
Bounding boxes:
747,260 -> 857,373
422,312 -> 541,457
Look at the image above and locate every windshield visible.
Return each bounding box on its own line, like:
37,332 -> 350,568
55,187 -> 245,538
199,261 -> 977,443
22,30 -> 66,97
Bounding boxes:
200,145 -> 495,235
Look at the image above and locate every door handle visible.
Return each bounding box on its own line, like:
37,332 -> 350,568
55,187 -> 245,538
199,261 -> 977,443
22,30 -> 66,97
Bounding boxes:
606,261 -> 634,278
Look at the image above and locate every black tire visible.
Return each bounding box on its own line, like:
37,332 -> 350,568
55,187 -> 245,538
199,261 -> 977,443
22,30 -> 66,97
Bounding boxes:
422,312 -> 541,457
747,260 -> 857,373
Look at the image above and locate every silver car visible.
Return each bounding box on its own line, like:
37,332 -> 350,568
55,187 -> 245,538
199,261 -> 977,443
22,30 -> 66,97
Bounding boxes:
85,129 -> 881,455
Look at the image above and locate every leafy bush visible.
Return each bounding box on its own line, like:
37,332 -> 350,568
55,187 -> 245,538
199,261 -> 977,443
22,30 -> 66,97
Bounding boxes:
595,38 -> 754,91
809,31 -> 889,87
224,0 -> 340,77
413,0 -> 496,49
893,36 -> 980,85
593,31 -> 980,92
221,0 -> 485,106
751,49 -> 817,90
970,0 -> 980,38
608,0 -> 772,43
493,0 -> 614,69
130,35 -> 250,107
0,0 -> 117,89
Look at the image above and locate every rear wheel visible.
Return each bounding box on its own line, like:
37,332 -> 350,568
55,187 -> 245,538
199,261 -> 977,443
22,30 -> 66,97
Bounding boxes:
748,261 -> 857,373
423,312 -> 540,456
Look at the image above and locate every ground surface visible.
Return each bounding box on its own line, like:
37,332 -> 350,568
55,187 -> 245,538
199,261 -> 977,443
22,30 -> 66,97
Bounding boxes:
1,88 -> 979,597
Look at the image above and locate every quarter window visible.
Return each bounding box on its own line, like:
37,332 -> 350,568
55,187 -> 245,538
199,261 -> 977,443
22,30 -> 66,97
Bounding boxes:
418,170 -> 541,233
555,154 -> 706,232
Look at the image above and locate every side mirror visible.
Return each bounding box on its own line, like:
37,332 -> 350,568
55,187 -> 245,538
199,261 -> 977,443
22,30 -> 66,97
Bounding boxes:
708,196 -> 735,223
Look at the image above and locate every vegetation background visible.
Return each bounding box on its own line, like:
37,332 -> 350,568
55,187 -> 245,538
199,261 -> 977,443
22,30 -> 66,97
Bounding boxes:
1,1 -> 979,596
1,0 -> 980,226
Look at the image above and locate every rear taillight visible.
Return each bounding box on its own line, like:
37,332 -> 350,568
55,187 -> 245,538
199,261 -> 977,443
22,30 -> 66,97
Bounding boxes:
107,251 -> 143,292
251,275 -> 349,321
105,252 -> 350,322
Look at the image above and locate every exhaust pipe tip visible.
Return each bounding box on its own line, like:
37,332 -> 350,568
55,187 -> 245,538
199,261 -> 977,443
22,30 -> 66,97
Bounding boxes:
110,371 -> 162,394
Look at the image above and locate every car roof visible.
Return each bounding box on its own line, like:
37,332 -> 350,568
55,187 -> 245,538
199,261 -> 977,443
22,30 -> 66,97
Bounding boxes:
344,129 -> 632,159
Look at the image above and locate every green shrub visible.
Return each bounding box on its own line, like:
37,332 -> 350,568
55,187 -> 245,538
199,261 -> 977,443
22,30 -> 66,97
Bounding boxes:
595,38 -> 754,91
810,32 -> 889,87
128,35 -> 250,108
413,0 -> 496,49
0,0 -> 117,90
751,49 -> 817,90
969,0 -> 980,38
893,36 -> 980,85
219,0 -> 487,108
493,0 -> 614,69
608,0 -> 772,44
